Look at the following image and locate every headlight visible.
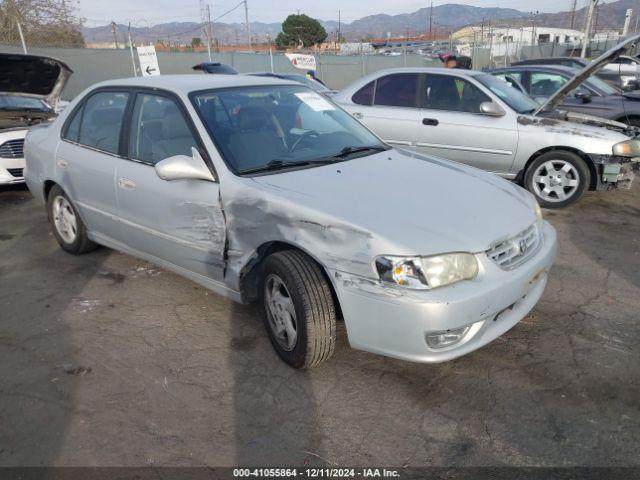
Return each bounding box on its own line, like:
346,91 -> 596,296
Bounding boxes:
375,253 -> 478,290
612,140 -> 640,157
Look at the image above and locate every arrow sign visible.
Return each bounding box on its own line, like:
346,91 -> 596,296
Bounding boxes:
136,45 -> 160,76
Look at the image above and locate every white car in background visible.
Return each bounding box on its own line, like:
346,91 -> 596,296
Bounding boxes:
0,53 -> 71,185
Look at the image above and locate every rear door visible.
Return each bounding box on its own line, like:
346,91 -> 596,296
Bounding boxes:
344,73 -> 421,149
114,90 -> 226,282
415,73 -> 518,174
57,90 -> 128,236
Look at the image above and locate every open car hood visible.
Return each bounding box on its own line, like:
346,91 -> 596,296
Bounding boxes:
534,33 -> 640,116
0,53 -> 72,106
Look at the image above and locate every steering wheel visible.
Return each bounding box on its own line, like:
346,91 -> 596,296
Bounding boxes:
289,130 -> 320,152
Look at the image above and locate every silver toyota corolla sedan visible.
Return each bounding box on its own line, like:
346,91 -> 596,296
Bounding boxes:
25,75 -> 556,368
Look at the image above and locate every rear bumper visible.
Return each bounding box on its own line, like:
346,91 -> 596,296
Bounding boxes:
329,221 -> 557,363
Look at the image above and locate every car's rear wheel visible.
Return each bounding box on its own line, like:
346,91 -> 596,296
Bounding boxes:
47,185 -> 97,254
524,151 -> 590,208
261,250 -> 336,369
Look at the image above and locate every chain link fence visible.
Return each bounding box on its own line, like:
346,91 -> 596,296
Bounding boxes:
0,43 -> 440,100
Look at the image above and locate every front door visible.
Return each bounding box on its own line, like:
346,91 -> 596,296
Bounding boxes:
415,73 -> 518,174
114,91 -> 226,282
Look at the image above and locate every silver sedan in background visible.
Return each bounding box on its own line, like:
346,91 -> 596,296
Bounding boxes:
333,36 -> 640,208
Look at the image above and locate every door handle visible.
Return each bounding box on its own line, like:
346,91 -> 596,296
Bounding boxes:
56,158 -> 68,169
422,118 -> 439,126
352,112 -> 364,120
118,178 -> 136,190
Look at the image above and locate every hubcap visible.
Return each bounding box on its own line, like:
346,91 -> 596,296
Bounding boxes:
52,195 -> 78,244
532,160 -> 580,203
264,274 -> 297,351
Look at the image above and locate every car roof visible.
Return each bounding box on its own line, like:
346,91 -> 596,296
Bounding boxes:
494,65 -> 579,74
87,74 -> 300,94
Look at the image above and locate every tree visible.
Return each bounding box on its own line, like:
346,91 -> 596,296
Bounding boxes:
191,37 -> 202,47
0,0 -> 84,47
275,14 -> 327,48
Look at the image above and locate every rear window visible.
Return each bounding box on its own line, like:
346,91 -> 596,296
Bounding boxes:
352,81 -> 375,106
73,91 -> 129,155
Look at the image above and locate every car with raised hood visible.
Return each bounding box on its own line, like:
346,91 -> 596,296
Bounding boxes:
0,53 -> 71,185
511,55 -> 640,91
25,74 -> 556,368
489,65 -> 640,127
333,34 -> 640,208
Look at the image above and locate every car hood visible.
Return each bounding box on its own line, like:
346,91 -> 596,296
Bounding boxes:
534,33 -> 640,115
0,53 -> 72,106
250,149 -> 537,256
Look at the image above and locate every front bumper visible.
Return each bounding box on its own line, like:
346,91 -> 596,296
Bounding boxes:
591,155 -> 640,191
329,221 -> 557,363
0,158 -> 25,185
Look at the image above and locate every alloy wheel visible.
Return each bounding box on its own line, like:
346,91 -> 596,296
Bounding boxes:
531,159 -> 580,203
52,195 -> 78,244
264,274 -> 298,351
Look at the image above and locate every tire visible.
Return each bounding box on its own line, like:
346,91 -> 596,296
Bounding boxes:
261,250 -> 336,369
47,185 -> 97,255
524,150 -> 591,209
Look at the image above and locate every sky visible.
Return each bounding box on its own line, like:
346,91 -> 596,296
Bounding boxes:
79,0 -> 584,27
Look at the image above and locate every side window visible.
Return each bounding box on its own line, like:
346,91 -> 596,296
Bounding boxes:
374,74 -> 419,108
128,93 -> 199,165
78,92 -> 129,154
424,75 -> 490,113
530,72 -> 567,97
352,81 -> 374,106
493,73 -> 523,92
63,104 -> 83,142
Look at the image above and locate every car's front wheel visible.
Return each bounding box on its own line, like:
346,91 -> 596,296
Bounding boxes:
47,185 -> 97,254
261,250 -> 336,369
524,150 -> 590,208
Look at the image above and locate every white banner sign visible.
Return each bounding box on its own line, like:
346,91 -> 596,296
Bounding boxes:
285,53 -> 317,72
137,45 -> 160,76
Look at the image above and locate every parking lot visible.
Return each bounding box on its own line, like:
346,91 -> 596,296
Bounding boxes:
0,183 -> 639,467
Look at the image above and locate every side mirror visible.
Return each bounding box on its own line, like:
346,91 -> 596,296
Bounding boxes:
479,101 -> 506,117
574,90 -> 592,104
155,147 -> 216,182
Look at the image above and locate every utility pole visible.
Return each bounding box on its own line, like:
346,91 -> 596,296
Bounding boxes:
111,21 -> 119,49
581,0 -> 598,58
127,22 -> 137,76
569,0 -> 578,29
206,4 -> 212,61
429,1 -> 433,41
338,10 -> 341,44
244,0 -> 252,50
15,19 -> 27,54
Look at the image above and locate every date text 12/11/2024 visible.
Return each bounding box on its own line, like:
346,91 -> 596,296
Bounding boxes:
232,468 -> 401,478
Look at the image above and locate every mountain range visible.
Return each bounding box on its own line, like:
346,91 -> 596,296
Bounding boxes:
82,0 -> 637,46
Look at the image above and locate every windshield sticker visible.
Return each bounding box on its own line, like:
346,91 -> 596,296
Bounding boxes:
295,92 -> 335,112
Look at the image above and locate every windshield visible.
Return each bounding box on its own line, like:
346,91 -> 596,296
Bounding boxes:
586,75 -> 621,95
191,85 -> 386,174
474,73 -> 540,114
0,94 -> 50,111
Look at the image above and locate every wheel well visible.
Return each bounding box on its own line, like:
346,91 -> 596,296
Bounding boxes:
43,180 -> 57,200
614,114 -> 640,126
239,241 -> 343,320
520,146 -> 598,191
